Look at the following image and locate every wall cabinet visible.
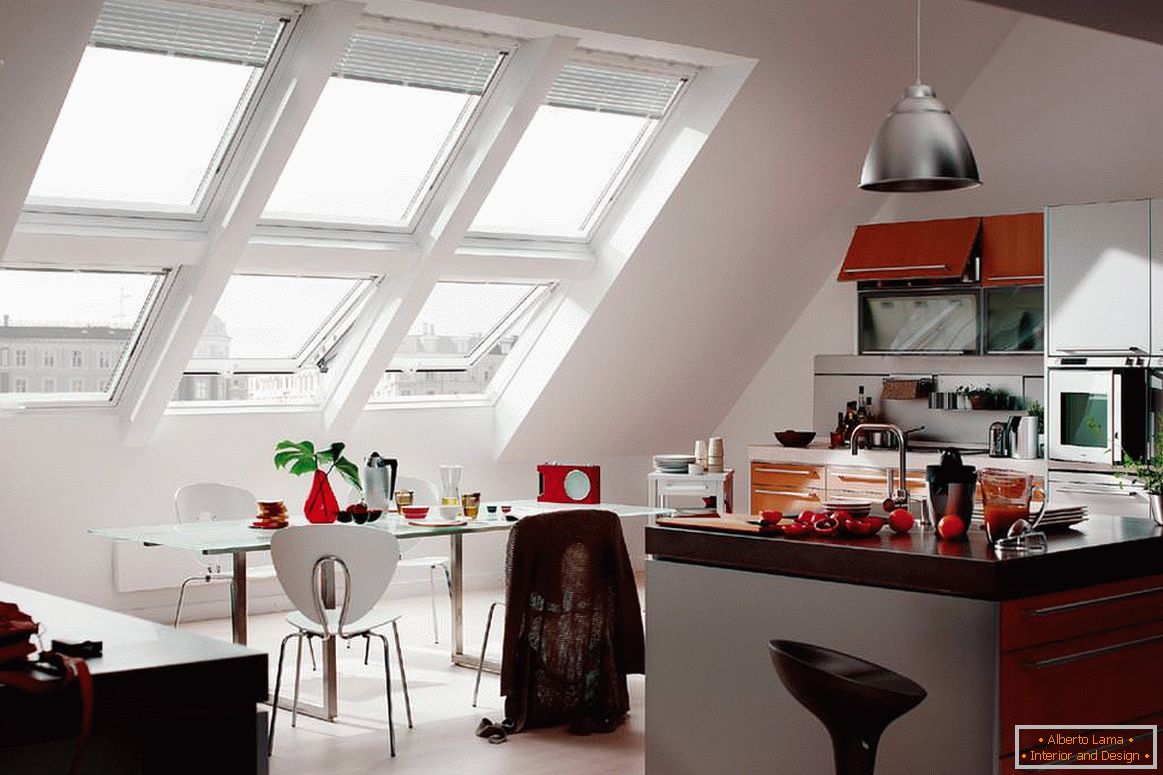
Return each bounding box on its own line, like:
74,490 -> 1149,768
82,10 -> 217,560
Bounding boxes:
1046,199 -> 1151,356
981,213 -> 1043,287
1151,200 -> 1163,353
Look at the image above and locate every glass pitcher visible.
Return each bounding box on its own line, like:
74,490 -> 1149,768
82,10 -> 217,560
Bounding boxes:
439,464 -> 463,506
979,468 -> 1046,545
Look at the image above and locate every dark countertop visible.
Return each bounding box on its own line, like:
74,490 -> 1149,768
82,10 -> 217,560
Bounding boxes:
645,516 -> 1163,600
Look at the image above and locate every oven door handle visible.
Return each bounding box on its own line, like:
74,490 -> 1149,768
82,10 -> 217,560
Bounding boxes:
1053,486 -> 1140,497
1111,372 -> 1123,464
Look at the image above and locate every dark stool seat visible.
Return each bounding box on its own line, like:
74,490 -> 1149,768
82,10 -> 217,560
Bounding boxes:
769,640 -> 926,775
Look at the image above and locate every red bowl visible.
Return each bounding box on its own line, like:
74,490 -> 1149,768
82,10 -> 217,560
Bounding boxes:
400,506 -> 429,519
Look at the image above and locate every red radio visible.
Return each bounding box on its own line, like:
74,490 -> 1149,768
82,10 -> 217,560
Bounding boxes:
537,463 -> 601,505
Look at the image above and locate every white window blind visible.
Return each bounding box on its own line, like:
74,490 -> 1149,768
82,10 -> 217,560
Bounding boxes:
546,62 -> 684,118
333,32 -> 502,94
91,0 -> 285,67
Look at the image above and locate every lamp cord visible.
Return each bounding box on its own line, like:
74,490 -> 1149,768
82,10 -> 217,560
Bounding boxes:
914,0 -> 922,84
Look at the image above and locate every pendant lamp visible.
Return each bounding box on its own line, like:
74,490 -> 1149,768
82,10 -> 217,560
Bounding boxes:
860,0 -> 980,192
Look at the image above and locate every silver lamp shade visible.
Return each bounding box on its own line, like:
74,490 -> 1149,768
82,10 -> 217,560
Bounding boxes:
860,83 -> 980,192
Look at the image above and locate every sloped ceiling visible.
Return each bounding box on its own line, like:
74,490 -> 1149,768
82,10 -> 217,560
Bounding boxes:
973,0 -> 1163,46
438,0 -> 1022,459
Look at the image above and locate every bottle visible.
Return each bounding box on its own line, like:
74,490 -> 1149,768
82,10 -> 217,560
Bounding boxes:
842,400 -> 858,442
855,385 -> 868,425
831,412 -> 845,449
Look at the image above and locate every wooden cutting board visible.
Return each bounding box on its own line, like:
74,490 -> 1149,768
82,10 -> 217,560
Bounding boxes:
656,515 -> 790,535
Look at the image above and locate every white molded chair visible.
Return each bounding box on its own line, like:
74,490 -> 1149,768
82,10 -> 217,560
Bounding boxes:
172,483 -> 279,626
394,476 -> 451,644
268,524 -> 412,756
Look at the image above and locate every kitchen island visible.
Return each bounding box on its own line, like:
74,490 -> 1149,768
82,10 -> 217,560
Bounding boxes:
644,517 -> 1163,774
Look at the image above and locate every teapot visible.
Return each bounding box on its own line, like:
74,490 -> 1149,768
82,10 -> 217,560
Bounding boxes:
363,452 -> 398,510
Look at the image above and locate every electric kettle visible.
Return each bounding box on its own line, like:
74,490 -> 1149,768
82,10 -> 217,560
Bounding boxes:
363,452 -> 398,510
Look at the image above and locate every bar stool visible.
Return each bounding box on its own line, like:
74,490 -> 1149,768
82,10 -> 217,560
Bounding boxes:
768,640 -> 926,775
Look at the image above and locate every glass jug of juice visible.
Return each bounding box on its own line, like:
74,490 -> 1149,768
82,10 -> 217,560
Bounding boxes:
439,464 -> 463,506
979,468 -> 1045,544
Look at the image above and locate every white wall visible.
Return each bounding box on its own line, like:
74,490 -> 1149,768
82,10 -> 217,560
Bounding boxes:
715,13 -> 1163,495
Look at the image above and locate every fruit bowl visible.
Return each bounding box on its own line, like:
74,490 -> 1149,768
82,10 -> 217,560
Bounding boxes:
400,506 -> 429,520
366,509 -> 383,523
774,430 -> 816,448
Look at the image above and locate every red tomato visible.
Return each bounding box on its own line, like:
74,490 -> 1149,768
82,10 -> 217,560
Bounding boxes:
831,509 -> 852,523
938,515 -> 967,540
782,521 -> 812,538
759,509 -> 784,524
862,516 -> 886,530
842,517 -> 875,537
888,509 -> 914,534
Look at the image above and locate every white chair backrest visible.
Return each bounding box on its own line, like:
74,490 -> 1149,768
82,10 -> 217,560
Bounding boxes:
395,476 -> 440,506
175,483 -> 257,524
270,525 -> 399,637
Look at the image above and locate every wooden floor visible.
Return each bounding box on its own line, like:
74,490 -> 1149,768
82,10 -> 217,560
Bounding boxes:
182,584 -> 645,775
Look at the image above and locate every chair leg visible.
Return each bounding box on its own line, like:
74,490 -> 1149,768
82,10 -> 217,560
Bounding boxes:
473,602 -> 499,707
172,575 -> 204,628
291,633 -> 305,729
365,634 -> 371,666
308,637 -> 317,671
376,633 -> 396,756
428,565 -> 439,644
391,621 -> 413,728
268,632 -> 297,755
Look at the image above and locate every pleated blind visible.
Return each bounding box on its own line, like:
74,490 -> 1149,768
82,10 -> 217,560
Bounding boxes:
91,0 -> 285,67
546,62 -> 684,119
333,32 -> 503,95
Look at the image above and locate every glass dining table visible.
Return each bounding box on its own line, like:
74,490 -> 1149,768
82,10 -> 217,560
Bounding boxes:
89,500 -> 663,721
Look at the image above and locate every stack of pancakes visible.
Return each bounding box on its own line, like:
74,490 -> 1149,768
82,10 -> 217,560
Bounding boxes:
253,500 -> 289,529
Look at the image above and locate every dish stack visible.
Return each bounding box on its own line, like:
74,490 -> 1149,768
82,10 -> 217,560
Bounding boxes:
822,498 -> 873,518
973,503 -> 1088,530
654,454 -> 696,474
253,500 -> 289,529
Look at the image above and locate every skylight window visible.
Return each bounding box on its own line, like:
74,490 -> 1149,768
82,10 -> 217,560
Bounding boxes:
0,267 -> 166,402
371,280 -> 554,399
25,0 -> 287,216
262,31 -> 505,229
175,273 -> 374,404
469,59 -> 687,240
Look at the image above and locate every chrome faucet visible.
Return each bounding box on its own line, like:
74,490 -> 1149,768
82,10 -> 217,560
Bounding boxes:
850,423 -> 910,511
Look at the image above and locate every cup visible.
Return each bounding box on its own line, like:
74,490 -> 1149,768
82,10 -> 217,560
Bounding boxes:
979,468 -> 1046,545
461,492 -> 481,519
394,490 -> 414,508
486,504 -> 498,518
688,462 -> 704,475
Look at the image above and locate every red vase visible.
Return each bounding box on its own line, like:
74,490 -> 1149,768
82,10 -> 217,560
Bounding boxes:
304,470 -> 339,524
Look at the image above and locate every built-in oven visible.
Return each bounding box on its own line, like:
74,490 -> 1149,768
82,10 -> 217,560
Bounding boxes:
1046,365 -> 1161,466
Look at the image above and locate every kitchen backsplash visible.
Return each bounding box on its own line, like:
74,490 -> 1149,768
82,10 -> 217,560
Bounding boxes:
813,354 -> 1043,447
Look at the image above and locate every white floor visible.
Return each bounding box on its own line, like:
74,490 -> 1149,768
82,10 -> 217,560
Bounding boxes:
182,584 -> 645,775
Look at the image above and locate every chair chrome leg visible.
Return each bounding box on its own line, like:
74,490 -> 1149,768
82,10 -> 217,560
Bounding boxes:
268,632 -> 297,755
172,575 -> 204,628
377,633 -> 396,756
428,565 -> 439,644
391,621 -> 413,728
364,633 -> 371,665
291,633 -> 305,729
473,602 -> 498,707
308,637 -> 317,671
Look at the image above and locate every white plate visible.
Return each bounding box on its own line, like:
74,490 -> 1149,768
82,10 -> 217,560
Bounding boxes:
402,519 -> 468,528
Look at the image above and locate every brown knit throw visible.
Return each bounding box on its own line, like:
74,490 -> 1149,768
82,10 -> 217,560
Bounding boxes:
499,509 -> 645,733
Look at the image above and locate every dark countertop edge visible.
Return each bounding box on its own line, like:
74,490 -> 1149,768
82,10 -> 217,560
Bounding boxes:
645,524 -> 1163,601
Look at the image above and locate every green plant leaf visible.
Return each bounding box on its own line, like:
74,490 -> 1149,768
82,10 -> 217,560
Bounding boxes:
289,456 -> 319,476
334,457 -> 361,492
273,449 -> 300,470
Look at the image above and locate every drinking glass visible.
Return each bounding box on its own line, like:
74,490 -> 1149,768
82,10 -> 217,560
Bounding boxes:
461,492 -> 481,519
439,465 -> 463,506
979,468 -> 1046,546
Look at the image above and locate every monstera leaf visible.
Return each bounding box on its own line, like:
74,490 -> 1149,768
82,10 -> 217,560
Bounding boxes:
274,439 -> 361,492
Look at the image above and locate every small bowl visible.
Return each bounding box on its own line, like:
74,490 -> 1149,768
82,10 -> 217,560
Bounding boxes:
366,509 -> 383,523
336,511 -> 352,523
352,511 -> 368,525
500,505 -> 512,514
775,430 -> 817,448
401,506 -> 429,520
486,505 -> 498,515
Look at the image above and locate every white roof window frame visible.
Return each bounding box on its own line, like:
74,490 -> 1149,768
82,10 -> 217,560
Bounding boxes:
21,0 -> 301,230
0,263 -> 174,411
179,270 -> 380,387
463,49 -> 697,247
369,279 -> 559,407
255,17 -> 516,239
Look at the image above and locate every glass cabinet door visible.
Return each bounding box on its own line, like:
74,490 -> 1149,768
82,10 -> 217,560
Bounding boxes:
986,286 -> 1043,353
859,292 -> 978,354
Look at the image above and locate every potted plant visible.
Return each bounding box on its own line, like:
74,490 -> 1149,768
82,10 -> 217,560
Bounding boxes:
1119,436 -> 1163,526
274,440 -> 361,524
957,384 -> 992,410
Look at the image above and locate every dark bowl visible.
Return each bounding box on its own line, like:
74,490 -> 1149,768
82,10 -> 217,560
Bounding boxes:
336,511 -> 352,523
775,430 -> 817,448
352,511 -> 368,525
366,509 -> 383,523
